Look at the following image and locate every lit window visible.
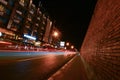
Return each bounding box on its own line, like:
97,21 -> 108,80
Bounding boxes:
0,5 -> 5,12
10,24 -> 18,31
0,5 -> 5,16
41,27 -> 44,30
37,17 -> 40,20
40,33 -> 43,35
19,0 -> 25,6
20,0 -> 24,3
0,0 -> 8,5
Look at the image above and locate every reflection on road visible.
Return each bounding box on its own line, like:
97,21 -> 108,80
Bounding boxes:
0,52 -> 76,80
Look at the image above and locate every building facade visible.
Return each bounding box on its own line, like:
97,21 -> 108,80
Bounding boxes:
0,0 -> 50,46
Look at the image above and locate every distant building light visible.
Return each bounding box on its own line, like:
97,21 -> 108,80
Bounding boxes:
34,41 -> 41,46
38,11 -> 41,14
24,34 -> 36,40
19,1 -> 24,6
16,10 -> 22,15
25,25 -> 30,28
32,4 -> 35,7
0,12 -> 4,16
27,18 -> 31,21
36,23 -> 39,26
14,19 -> 20,23
37,17 -> 40,20
29,10 -> 34,14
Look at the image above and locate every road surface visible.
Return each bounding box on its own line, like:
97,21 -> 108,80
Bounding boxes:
0,51 -> 75,80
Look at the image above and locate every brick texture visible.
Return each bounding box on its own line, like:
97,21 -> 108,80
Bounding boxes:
80,0 -> 120,80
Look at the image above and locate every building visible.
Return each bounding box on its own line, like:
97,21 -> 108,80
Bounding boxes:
0,0 -> 48,46
0,0 -> 16,41
43,17 -> 52,43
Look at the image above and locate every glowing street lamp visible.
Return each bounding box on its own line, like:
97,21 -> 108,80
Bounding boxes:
66,42 -> 70,46
71,45 -> 74,49
53,31 -> 59,38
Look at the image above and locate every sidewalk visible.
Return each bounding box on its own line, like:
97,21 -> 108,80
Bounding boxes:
48,54 -> 89,80
80,56 -> 98,80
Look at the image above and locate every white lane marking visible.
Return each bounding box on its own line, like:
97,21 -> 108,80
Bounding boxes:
17,55 -> 47,62
17,54 -> 63,62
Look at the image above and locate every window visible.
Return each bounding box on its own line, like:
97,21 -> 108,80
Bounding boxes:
10,23 -> 19,31
5,8 -> 10,15
19,0 -> 25,6
0,4 -> 5,12
0,5 -> 5,16
0,17 -> 8,24
41,27 -> 44,30
0,0 -> 8,5
9,0 -> 15,6
0,4 -> 11,15
20,0 -> 25,4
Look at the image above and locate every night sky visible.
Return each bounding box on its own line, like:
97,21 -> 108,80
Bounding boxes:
33,0 -> 97,50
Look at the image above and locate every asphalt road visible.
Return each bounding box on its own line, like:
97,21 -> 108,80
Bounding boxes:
0,52 -> 75,80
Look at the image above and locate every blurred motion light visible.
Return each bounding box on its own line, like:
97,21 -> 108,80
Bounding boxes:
0,41 -> 12,45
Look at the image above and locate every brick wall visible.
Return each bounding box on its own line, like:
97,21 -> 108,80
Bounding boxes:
80,0 -> 120,80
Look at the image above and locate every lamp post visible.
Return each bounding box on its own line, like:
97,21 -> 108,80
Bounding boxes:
52,31 -> 59,48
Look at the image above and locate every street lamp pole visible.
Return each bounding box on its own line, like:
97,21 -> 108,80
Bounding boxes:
52,31 -> 60,48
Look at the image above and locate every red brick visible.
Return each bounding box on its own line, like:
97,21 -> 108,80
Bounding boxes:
80,0 -> 120,79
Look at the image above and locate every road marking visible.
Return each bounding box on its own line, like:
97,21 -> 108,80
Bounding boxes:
17,54 -> 63,62
17,55 -> 47,62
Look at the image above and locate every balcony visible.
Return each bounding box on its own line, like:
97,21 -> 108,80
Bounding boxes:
0,0 -> 8,5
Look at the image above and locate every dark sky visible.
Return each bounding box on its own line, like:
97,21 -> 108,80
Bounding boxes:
33,0 -> 97,50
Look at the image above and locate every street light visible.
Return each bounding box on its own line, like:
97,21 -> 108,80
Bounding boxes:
71,45 -> 74,49
66,42 -> 70,46
52,31 -> 59,48
53,31 -> 59,38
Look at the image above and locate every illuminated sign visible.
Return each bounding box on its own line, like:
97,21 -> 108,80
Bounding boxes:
0,32 -> 2,36
60,41 -> 65,47
24,34 -> 36,40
